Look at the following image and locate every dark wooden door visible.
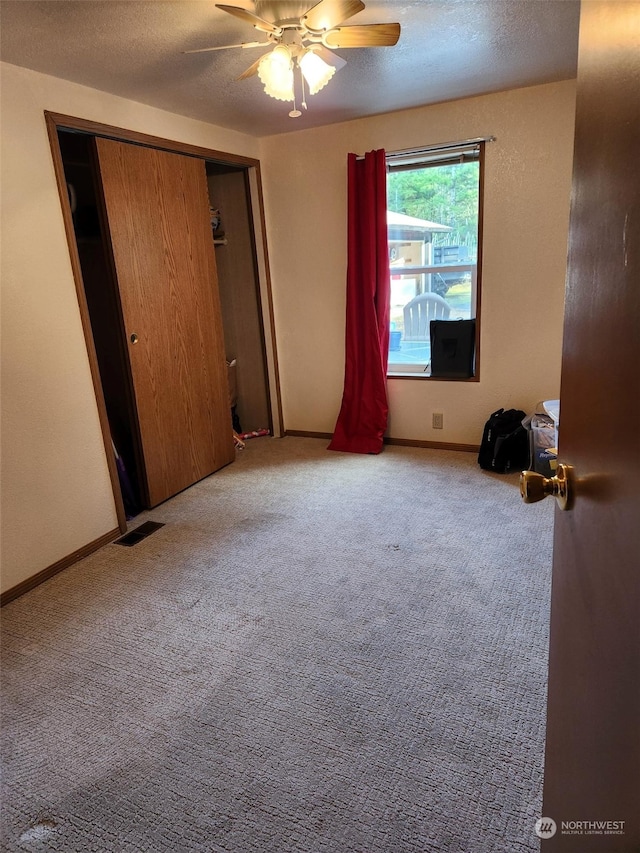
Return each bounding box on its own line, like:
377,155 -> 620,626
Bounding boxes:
540,3 -> 639,850
96,139 -> 234,507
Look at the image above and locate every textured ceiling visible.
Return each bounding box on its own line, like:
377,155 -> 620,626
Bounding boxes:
0,0 -> 580,137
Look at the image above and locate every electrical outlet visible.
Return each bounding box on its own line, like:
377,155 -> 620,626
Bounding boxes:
432,412 -> 444,429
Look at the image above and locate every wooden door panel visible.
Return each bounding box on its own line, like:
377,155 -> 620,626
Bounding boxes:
542,3 -> 639,849
96,139 -> 234,506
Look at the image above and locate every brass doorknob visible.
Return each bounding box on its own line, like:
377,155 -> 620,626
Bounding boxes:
519,463 -> 575,511
130,333 -> 139,344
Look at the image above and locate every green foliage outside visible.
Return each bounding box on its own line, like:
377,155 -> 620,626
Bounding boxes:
387,162 -> 480,251
444,280 -> 472,318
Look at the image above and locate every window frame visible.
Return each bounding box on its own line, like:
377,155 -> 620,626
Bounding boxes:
386,140 -> 486,381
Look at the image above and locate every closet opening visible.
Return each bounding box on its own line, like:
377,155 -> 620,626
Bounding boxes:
206,162 -> 272,438
58,129 -> 144,519
49,113 -> 282,528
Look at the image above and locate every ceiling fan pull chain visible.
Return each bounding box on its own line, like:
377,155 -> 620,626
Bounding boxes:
288,76 -> 302,118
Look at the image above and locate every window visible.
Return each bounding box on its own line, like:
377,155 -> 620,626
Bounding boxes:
386,140 -> 485,377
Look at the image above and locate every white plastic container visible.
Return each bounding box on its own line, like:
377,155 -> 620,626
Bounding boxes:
543,399 -> 560,453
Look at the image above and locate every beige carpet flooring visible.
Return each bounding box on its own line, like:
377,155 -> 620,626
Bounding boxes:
1,437 -> 554,852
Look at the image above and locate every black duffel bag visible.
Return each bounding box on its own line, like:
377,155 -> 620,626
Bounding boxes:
478,408 -> 529,473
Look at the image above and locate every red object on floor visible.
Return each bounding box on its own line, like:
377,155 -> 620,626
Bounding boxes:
238,429 -> 270,440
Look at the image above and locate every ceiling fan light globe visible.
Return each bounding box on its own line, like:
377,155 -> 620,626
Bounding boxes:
299,49 -> 336,95
258,45 -> 295,101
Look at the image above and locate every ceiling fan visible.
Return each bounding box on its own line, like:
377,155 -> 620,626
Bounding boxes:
185,0 -> 401,117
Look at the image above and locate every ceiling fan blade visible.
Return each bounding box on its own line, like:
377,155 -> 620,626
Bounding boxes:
313,45 -> 347,71
238,55 -> 265,80
215,4 -> 282,35
302,0 -> 365,32
323,22 -> 401,49
184,41 -> 268,54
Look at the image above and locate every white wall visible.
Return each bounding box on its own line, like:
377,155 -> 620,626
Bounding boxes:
0,62 -> 260,594
259,81 -> 576,445
0,66 -> 576,596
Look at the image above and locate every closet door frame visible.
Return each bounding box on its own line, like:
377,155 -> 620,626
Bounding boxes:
45,111 -> 283,529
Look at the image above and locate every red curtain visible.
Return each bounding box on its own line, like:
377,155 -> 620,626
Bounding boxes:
328,149 -> 390,454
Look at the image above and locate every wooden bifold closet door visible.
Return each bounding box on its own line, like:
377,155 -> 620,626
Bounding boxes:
95,138 -> 234,507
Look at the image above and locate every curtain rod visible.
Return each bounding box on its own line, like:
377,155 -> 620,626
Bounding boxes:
387,136 -> 495,159
355,136 -> 496,160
